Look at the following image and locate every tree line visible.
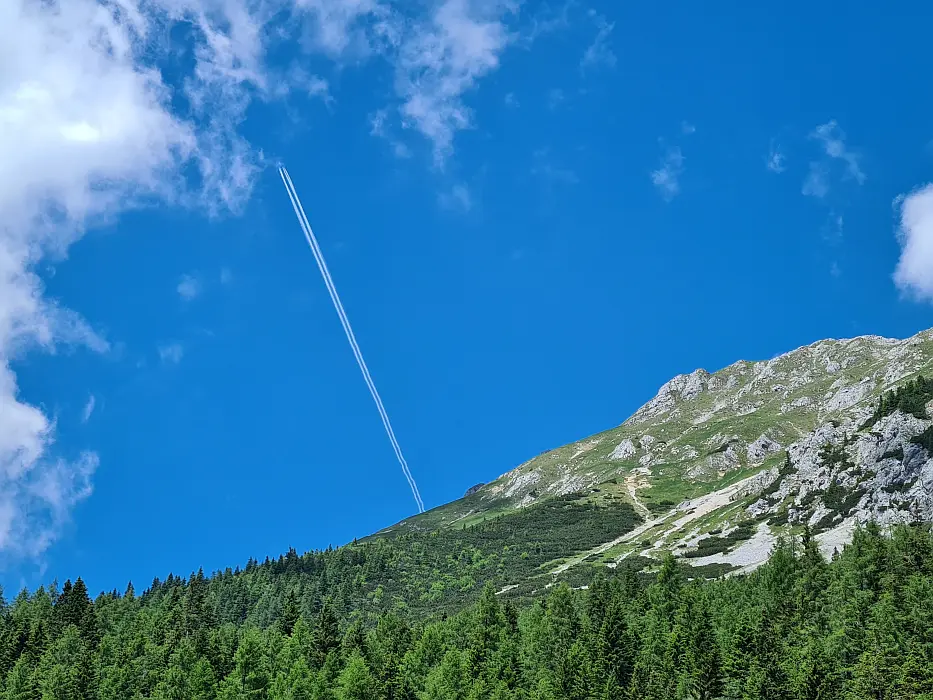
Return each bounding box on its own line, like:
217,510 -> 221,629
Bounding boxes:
2,522 -> 932,699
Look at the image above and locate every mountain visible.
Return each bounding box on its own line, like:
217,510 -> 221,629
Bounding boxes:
6,329 -> 933,700
379,327 -> 933,578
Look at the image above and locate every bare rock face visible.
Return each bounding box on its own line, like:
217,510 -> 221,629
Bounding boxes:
464,483 -> 485,497
747,435 -> 782,463
632,369 -> 710,422
744,409 -> 933,536
608,439 -> 636,461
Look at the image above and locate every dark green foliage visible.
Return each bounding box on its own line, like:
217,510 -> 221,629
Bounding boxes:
910,425 -> 933,452
823,481 -> 850,510
646,499 -> 676,515
823,482 -> 866,517
813,511 -> 840,533
768,509 -> 790,526
819,443 -> 854,470
5,524 -> 933,699
882,445 -> 905,460
863,374 -> 933,427
685,563 -> 739,579
279,589 -> 300,636
684,523 -> 755,558
800,490 -> 820,508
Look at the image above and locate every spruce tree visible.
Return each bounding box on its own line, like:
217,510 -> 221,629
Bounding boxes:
311,601 -> 340,670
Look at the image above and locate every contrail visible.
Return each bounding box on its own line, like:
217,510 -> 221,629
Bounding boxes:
278,166 -> 426,514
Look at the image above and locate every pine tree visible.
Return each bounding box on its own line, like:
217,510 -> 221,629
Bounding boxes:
281,590 -> 300,637
235,627 -> 270,699
6,654 -> 40,700
311,601 -> 339,670
337,652 -> 378,700
594,597 -> 634,693
893,640 -> 933,698
467,584 -> 503,675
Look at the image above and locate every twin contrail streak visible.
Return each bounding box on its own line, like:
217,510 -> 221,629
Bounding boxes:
278,166 -> 426,514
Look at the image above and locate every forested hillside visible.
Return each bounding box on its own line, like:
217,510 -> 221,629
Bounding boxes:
8,333 -> 933,698
3,523 -> 933,699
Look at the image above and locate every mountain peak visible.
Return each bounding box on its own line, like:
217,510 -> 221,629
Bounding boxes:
388,326 -> 933,578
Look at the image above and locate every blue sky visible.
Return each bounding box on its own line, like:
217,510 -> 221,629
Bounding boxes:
4,0 -> 933,595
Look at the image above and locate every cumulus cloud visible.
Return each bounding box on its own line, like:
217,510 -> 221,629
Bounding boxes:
321,0 -> 527,166
0,0 -> 271,559
395,0 -> 514,167
651,146 -> 685,201
0,0 -> 538,560
893,184 -> 933,302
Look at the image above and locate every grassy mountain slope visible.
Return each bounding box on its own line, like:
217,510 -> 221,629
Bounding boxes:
377,328 -> 933,579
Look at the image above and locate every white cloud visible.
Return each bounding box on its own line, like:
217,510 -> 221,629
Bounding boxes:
311,0 -> 525,166
281,65 -> 335,107
159,343 -> 186,364
395,0 -> 514,167
504,92 -> 519,108
306,75 -> 334,105
220,267 -> 234,284
370,108 -> 389,136
438,184 -> 472,212
580,12 -> 616,72
893,184 -> 933,302
802,162 -> 829,198
803,120 -> 865,198
651,146 -> 685,201
681,121 -> 696,135
811,120 -> 865,184
81,395 -> 96,424
177,274 -> 202,300
370,107 -> 412,158
0,0 -> 540,561
292,0 -> 393,59
520,0 -> 572,46
0,0 -> 272,559
767,144 -> 786,173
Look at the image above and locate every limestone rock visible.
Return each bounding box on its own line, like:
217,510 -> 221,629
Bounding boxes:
608,439 -> 636,461
747,435 -> 782,463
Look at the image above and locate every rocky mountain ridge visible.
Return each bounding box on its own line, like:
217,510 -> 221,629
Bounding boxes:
384,328 -> 933,577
